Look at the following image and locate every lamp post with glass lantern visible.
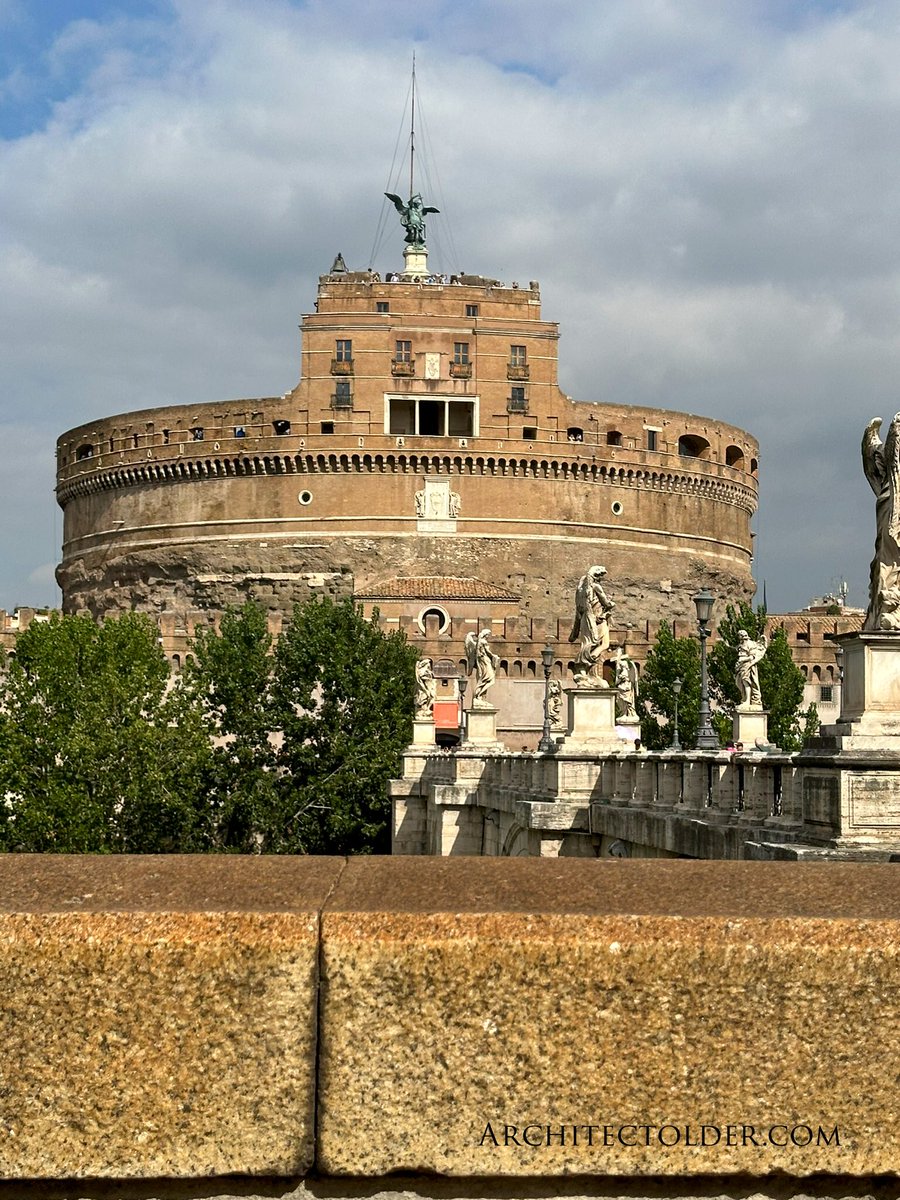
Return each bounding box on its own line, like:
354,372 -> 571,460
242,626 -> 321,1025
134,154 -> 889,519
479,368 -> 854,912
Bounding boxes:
670,677 -> 682,751
457,675 -> 468,745
693,589 -> 718,749
538,645 -> 555,753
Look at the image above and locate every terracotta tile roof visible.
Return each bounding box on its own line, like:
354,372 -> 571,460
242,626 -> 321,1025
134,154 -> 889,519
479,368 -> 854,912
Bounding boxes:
357,576 -> 520,601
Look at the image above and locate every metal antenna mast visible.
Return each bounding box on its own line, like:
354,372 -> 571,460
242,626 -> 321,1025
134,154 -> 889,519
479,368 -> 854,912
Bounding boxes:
409,52 -> 416,198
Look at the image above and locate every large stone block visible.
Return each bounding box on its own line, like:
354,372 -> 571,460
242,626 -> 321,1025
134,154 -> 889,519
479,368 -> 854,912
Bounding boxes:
317,858 -> 900,1177
0,855 -> 343,1178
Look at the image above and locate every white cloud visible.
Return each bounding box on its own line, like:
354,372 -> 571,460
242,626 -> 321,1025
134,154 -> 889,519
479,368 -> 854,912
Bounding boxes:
1,0 -> 898,612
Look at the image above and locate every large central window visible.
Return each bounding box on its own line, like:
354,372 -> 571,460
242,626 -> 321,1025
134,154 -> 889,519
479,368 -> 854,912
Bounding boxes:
386,395 -> 478,437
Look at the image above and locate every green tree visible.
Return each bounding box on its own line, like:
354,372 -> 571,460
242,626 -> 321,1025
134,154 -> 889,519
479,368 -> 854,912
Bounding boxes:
710,602 -> 819,750
269,597 -> 417,854
0,613 -> 210,852
637,622 -> 703,749
182,603 -> 279,851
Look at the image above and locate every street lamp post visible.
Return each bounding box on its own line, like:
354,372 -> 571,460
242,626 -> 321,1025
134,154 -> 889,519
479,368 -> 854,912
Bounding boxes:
457,675 -> 468,745
538,645 -> 555,753
671,676 -> 682,751
693,589 -> 718,749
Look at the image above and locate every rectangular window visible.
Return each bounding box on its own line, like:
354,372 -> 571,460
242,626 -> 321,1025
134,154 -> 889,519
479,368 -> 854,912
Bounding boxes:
395,339 -> 412,363
389,398 -> 415,435
320,421 -> 334,434
376,302 -> 389,313
387,397 -> 476,438
333,380 -> 352,408
510,345 -> 527,367
819,685 -> 834,703
447,403 -> 474,437
335,339 -> 352,362
508,386 -> 527,412
523,426 -> 537,440
465,303 -> 479,318
646,429 -> 658,451
453,342 -> 470,365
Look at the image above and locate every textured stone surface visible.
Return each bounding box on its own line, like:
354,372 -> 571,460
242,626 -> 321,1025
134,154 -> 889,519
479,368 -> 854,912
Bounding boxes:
317,858 -> 900,1178
0,856 -> 344,1179
0,1182 -> 897,1200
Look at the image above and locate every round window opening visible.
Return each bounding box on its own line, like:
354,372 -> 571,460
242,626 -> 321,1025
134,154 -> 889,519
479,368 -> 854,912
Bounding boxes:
611,500 -> 624,516
417,606 -> 451,636
298,490 -> 313,505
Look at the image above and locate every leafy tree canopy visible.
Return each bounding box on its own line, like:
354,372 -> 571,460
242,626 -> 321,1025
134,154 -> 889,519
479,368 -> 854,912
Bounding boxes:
637,621 -> 702,749
0,612 -> 210,852
270,597 -> 417,854
182,603 -> 278,852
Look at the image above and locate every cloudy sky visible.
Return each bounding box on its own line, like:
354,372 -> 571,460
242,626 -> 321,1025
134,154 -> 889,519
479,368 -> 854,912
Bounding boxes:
1,0 -> 897,615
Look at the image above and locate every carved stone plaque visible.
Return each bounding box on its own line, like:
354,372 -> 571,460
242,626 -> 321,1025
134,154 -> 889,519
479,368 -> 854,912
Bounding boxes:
416,478 -> 458,533
848,772 -> 900,828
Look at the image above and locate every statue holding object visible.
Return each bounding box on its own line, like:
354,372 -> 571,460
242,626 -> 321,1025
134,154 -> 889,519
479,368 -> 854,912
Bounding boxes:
568,565 -> 615,685
862,414 -> 900,631
385,192 -> 440,247
612,646 -> 639,721
414,658 -> 436,718
735,630 -> 767,710
465,629 -> 498,706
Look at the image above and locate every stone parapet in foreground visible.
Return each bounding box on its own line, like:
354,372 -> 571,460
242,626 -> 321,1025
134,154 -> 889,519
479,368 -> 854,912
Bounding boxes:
0,856 -> 897,1188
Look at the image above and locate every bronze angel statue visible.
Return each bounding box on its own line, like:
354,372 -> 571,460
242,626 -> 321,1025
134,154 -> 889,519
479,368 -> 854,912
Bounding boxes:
384,191 -> 439,246
862,414 -> 900,631
465,629 -> 498,706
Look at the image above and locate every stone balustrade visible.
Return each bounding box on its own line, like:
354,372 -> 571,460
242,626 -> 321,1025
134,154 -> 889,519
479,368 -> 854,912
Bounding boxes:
391,744 -> 898,859
0,854 -> 897,1197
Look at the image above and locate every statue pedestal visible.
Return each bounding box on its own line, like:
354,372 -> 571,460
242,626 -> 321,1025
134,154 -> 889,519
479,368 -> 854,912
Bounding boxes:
559,687 -> 622,751
402,246 -> 428,278
733,708 -> 769,748
821,632 -> 900,748
411,717 -> 435,748
615,716 -> 642,747
464,704 -> 502,748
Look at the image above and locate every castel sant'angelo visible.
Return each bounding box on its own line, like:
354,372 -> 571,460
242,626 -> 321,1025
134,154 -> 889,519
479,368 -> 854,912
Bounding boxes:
55,175 -> 760,737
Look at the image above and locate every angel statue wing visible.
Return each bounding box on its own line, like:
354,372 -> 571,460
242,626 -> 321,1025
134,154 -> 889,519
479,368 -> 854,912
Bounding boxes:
862,417 -> 886,497
384,192 -> 406,215
464,631 -> 478,675
422,205 -> 440,215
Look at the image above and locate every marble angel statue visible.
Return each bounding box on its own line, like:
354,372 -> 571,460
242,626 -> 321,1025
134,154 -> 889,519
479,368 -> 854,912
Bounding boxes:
568,565 -> 615,684
465,629 -> 498,706
612,646 -> 639,721
862,413 -> 900,631
735,630 -> 767,709
414,657 -> 436,718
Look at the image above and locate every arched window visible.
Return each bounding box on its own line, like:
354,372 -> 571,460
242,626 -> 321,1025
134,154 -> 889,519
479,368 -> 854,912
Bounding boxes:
677,434 -> 710,458
725,444 -> 744,468
606,430 -> 622,446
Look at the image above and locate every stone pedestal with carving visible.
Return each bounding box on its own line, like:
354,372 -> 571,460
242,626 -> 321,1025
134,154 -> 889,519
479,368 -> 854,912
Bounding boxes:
796,631 -> 900,847
411,717 -> 436,748
464,705 -> 502,748
559,686 -> 622,751
823,632 -> 900,747
733,708 -> 769,748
